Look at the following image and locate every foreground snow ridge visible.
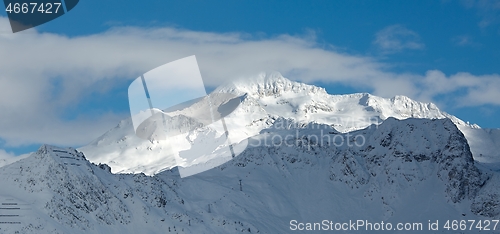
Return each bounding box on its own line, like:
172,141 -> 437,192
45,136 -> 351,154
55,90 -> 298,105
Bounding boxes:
0,117 -> 499,233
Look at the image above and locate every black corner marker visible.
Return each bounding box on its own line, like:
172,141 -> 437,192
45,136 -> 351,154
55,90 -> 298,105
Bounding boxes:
3,0 -> 79,33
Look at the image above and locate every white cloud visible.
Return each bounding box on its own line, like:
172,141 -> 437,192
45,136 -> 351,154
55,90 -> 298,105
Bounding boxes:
452,35 -> 480,46
461,0 -> 500,28
373,25 -> 425,53
0,17 -> 498,148
416,70 -> 500,106
0,149 -> 30,168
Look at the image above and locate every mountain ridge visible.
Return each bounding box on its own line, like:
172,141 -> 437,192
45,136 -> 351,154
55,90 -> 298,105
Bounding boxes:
79,72 -> 498,175
0,117 -> 499,233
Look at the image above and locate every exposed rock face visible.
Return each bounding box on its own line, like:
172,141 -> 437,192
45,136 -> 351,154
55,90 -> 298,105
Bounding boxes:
0,117 -> 499,233
471,174 -> 500,217
2,73 -> 499,233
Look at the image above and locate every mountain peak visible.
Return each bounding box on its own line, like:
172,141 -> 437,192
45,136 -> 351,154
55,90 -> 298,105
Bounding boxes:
216,71 -> 328,97
80,71 -> 495,176
36,144 -> 87,161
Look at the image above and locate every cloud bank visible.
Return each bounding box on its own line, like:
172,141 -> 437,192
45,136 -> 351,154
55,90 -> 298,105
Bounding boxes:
0,17 -> 499,149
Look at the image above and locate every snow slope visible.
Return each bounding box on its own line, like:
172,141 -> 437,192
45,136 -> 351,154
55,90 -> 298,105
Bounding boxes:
0,118 -> 499,233
79,72 -> 499,175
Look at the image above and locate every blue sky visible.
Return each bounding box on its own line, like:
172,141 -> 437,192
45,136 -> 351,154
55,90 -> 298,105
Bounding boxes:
0,0 -> 499,157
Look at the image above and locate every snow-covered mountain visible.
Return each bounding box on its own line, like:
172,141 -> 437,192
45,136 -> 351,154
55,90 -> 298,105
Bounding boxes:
1,72 -> 498,233
1,118 -> 499,233
79,72 -> 500,175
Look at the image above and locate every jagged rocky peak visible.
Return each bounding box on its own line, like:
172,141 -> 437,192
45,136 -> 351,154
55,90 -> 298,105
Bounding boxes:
217,71 -> 328,97
356,93 -> 439,115
37,144 -> 85,158
218,73 -> 462,124
391,95 -> 440,112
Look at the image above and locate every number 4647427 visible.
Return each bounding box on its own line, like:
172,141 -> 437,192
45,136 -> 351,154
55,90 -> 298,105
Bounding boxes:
5,2 -> 62,14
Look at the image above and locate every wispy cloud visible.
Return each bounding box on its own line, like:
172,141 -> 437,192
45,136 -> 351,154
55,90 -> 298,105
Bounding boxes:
0,149 -> 29,167
418,70 -> 500,106
0,17 -> 498,149
461,0 -> 500,28
452,35 -> 481,46
373,25 -> 425,53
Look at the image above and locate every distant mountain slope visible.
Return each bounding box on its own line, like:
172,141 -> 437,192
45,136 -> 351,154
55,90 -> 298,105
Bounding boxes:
79,72 -> 498,175
0,118 -> 499,233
